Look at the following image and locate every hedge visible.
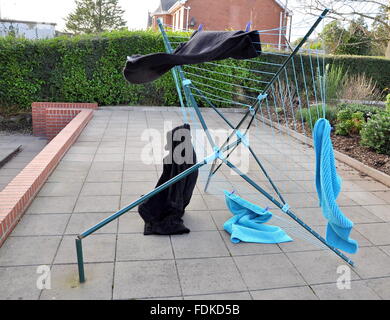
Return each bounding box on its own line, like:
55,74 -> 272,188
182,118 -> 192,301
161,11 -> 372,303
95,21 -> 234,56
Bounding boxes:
0,30 -> 389,112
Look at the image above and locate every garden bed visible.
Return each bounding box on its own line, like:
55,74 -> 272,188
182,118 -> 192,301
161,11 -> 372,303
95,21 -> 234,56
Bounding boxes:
332,134 -> 390,176
265,105 -> 389,176
0,111 -> 32,134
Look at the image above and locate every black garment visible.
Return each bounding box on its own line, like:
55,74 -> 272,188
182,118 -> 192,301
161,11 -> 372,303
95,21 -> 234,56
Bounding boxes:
123,30 -> 261,84
138,123 -> 198,235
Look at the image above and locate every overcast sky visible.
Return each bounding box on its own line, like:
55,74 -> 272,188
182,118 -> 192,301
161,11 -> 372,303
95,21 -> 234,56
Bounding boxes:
0,0 -> 311,31
0,0 -> 380,36
0,0 -> 161,31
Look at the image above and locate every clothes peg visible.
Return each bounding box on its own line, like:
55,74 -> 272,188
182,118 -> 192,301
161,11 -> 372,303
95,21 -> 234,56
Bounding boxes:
245,21 -> 252,32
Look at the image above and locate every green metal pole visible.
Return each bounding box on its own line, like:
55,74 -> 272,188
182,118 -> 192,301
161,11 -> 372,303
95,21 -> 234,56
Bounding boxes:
75,238 -> 85,283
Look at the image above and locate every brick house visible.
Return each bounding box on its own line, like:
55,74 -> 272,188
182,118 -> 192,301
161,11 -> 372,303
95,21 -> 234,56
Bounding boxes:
148,0 -> 292,45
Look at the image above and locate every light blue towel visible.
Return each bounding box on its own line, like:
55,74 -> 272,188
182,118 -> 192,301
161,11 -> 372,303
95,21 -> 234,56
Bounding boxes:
223,190 -> 292,244
313,118 -> 358,254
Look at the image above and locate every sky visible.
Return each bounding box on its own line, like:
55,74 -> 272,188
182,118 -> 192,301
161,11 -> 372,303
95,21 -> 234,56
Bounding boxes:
0,0 -> 382,35
0,0 -> 161,31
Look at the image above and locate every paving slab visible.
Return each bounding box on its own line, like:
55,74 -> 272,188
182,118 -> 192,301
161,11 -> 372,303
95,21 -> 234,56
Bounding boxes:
176,257 -> 247,296
286,250 -> 360,285
118,212 -> 145,233
355,223 -> 390,246
48,170 -> 88,182
352,246 -> 390,279
40,263 -> 114,300
0,108 -> 389,300
343,192 -> 387,206
365,277 -> 390,299
250,286 -> 318,300
311,280 -> 381,300
364,205 -> 390,222
80,182 -> 122,196
38,182 -> 84,197
116,233 -> 173,261
26,196 -> 78,214
234,254 -> 306,290
171,231 -> 229,259
184,291 -> 252,300
54,234 -> 116,264
11,214 -> 70,236
86,170 -> 123,182
380,245 -> 390,256
65,212 -> 118,235
0,265 -> 42,299
113,260 -> 182,299
0,236 -> 61,266
339,206 -> 384,224
182,211 -> 217,231
73,195 -> 120,213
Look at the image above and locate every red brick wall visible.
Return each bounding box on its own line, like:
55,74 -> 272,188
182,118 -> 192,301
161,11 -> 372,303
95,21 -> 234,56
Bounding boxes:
184,0 -> 288,44
45,108 -> 83,140
32,102 -> 97,139
0,109 -> 94,247
151,14 -> 173,29
152,0 -> 289,44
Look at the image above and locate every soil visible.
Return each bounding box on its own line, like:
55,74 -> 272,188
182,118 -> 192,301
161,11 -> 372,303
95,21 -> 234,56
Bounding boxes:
0,112 -> 32,134
265,108 -> 390,176
332,134 -> 390,176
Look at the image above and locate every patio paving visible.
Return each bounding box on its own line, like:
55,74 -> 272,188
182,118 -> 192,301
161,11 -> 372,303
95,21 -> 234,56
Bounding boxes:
0,107 -> 389,300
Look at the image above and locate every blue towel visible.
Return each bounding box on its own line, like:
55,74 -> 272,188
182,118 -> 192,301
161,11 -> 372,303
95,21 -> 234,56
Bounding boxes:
313,118 -> 358,254
223,190 -> 292,244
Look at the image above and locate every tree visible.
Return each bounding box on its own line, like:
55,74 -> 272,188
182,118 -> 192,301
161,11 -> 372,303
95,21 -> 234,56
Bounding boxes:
295,0 -> 390,58
371,5 -> 390,55
319,19 -> 371,55
344,18 -> 372,55
319,20 -> 349,54
65,0 -> 126,34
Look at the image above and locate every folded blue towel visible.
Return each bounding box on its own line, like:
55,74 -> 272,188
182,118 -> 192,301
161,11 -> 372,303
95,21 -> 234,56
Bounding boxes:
313,118 -> 358,254
223,190 -> 292,244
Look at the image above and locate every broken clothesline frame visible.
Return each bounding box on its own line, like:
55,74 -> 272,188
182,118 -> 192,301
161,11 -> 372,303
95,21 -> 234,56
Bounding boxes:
75,8 -> 354,284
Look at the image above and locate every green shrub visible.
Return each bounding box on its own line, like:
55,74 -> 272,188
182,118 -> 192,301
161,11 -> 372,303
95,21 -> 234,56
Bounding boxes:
386,94 -> 390,113
335,109 -> 364,136
298,104 -> 337,127
360,112 -> 390,155
0,30 -> 256,111
336,103 -> 382,121
324,55 -> 390,93
323,64 -> 347,102
0,30 -> 389,112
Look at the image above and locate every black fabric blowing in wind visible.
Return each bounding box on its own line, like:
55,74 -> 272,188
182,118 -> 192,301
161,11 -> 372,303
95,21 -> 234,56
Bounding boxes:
138,123 -> 198,235
123,29 -> 261,84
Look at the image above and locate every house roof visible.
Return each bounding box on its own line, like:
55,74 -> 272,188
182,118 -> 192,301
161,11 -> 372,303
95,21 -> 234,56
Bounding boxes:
152,0 -> 178,14
274,0 -> 293,15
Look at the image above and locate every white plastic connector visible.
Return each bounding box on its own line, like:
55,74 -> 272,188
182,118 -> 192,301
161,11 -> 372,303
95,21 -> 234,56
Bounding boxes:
235,130 -> 249,148
182,79 -> 192,86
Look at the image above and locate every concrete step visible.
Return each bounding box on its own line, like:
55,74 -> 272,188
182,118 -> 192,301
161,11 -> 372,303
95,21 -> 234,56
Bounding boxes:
0,145 -> 22,168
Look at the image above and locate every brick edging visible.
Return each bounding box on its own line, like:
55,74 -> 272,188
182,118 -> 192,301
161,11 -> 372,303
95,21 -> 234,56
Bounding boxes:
0,109 -> 94,247
32,102 -> 97,138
